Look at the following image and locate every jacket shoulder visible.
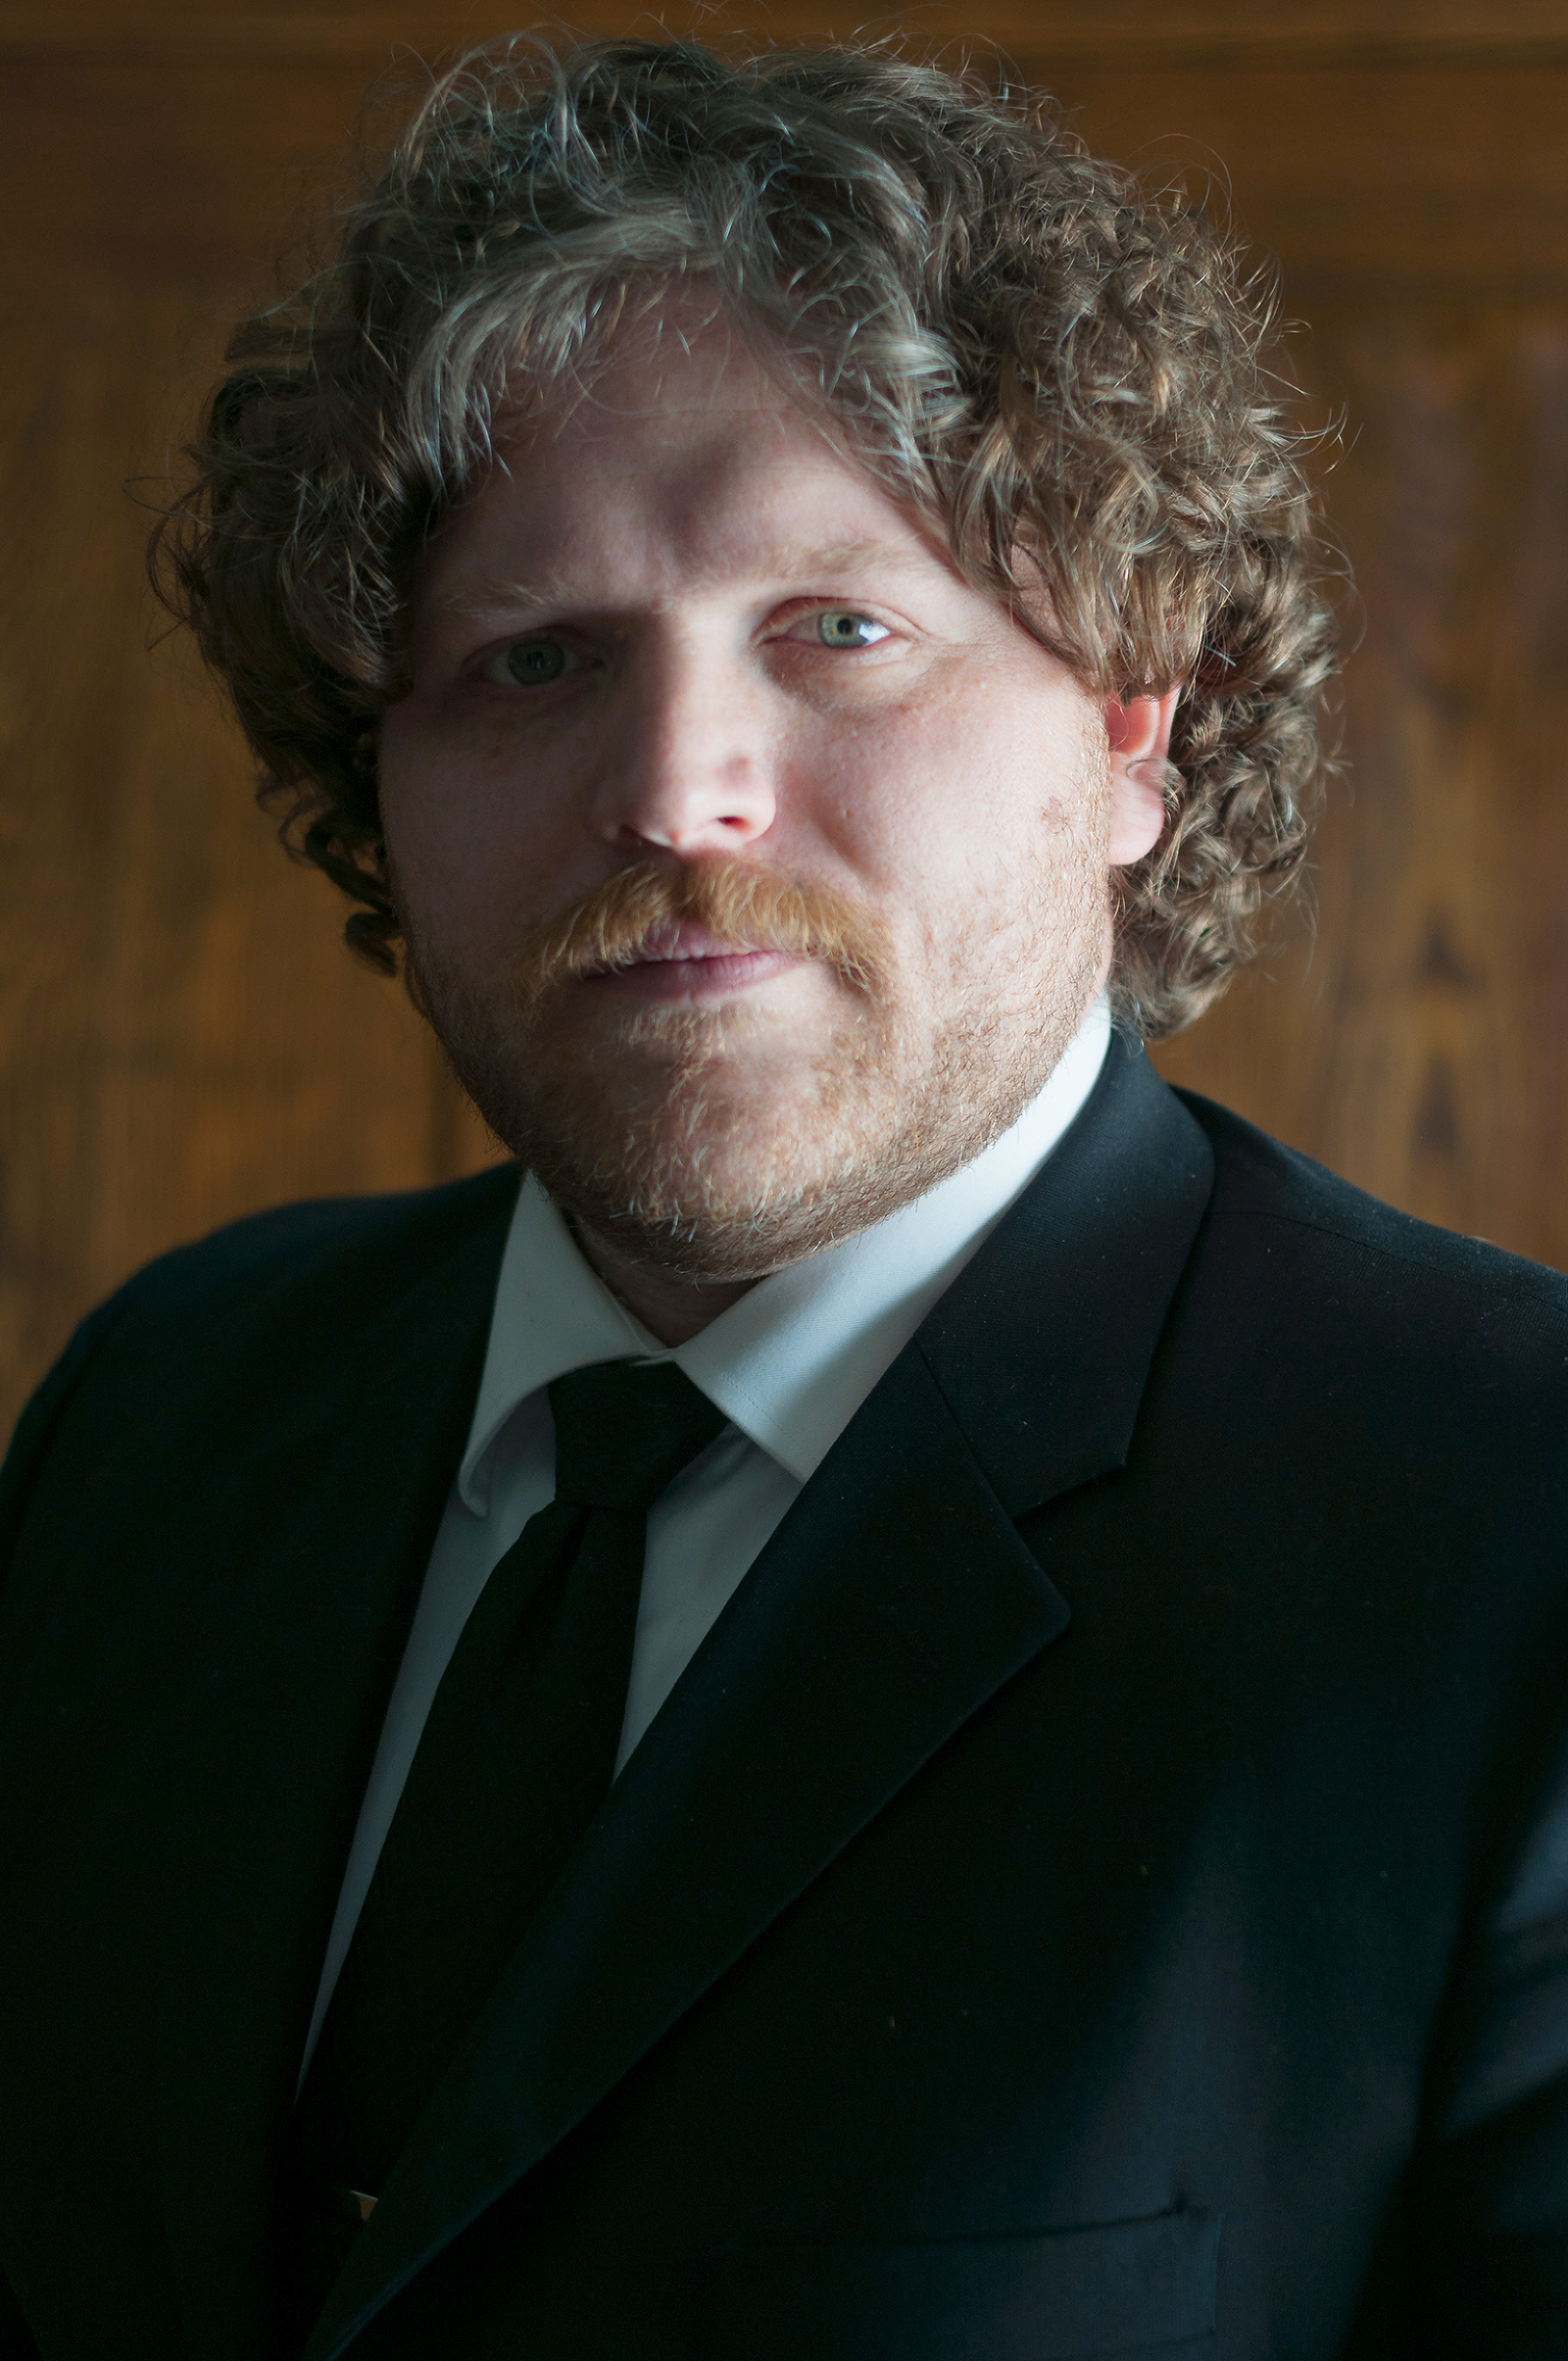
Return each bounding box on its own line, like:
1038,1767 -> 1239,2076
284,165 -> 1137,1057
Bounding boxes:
101,1161 -> 521,1328
1,1163 -> 522,1489
1171,1085 -> 1568,1387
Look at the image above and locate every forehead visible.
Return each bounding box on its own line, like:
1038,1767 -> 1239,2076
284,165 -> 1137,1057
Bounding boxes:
422,307 -> 955,607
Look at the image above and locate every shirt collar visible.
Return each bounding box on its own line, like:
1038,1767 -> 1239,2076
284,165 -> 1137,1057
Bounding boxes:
459,998 -> 1110,1508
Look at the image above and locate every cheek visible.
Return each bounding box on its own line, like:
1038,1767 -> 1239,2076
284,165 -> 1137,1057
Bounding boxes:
377,706 -> 564,936
816,691 -> 1094,903
378,700 -> 466,850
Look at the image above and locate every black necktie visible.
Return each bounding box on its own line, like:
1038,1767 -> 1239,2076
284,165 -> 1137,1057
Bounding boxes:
284,1358 -> 726,2241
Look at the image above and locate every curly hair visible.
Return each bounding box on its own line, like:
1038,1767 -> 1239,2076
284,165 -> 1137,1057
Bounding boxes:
154,31 -> 1338,1038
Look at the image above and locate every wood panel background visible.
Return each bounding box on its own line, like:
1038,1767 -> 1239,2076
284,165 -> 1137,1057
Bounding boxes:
1,1 -> 1565,1437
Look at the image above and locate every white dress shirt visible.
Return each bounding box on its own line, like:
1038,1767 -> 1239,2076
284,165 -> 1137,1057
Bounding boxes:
300,998 -> 1110,2075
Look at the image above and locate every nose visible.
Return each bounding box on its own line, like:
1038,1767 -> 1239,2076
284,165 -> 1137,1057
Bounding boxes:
587,630 -> 777,856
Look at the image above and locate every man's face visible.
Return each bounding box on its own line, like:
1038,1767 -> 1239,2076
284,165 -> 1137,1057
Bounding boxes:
380,310 -> 1164,1280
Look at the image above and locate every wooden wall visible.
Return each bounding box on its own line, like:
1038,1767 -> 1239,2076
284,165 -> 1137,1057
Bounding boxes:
1,2 -> 1565,1435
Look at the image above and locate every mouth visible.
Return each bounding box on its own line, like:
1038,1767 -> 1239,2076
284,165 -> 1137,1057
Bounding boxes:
581,922 -> 802,1004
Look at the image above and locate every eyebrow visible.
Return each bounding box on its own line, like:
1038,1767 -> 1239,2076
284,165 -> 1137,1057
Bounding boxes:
434,539 -> 914,620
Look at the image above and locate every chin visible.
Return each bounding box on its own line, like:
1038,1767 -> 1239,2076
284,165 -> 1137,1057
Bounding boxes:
420,912 -> 1104,1282
514,1063 -> 903,1279
514,1032 -> 1056,1281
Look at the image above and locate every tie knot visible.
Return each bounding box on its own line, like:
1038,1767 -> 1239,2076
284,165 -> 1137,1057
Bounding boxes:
548,1359 -> 727,1513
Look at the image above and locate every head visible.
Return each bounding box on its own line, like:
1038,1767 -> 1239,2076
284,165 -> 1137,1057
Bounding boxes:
159,35 -> 1336,1285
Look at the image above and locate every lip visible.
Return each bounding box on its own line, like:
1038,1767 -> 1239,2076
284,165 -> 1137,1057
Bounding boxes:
584,944 -> 800,1003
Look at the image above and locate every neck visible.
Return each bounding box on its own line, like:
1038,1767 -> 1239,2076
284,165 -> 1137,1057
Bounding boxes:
567,1217 -> 760,1346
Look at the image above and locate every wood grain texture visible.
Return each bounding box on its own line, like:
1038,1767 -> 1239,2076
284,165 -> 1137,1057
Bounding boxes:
1052,64 -> 1568,293
3,2 -> 1567,63
1152,304 -> 1568,1267
0,4 -> 1565,1438
0,281 -> 496,1432
1,27 -> 1565,292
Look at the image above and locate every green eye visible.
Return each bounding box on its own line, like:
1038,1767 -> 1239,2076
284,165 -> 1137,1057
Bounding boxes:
815,611 -> 888,649
504,637 -> 567,686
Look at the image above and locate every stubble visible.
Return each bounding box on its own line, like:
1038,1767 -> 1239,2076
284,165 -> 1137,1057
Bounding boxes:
398,744 -> 1111,1282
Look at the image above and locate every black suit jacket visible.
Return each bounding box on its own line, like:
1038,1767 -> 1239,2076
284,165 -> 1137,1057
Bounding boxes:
3,1038 -> 1568,2360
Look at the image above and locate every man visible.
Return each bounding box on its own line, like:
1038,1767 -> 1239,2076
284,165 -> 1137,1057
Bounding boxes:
1,32 -> 1565,2361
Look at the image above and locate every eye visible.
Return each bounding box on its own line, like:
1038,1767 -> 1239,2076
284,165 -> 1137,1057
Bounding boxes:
480,635 -> 594,690
810,610 -> 891,650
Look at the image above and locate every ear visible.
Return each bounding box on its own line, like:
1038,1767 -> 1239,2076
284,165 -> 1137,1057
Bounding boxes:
1104,686 -> 1181,865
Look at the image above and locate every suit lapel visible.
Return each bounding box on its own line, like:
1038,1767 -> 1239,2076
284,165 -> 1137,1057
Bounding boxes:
156,1178 -> 518,2361
306,1343 -> 1065,2358
916,1034 -> 1216,1516
307,1038 -> 1215,2359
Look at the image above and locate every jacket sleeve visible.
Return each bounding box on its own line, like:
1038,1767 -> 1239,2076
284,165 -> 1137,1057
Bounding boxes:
0,1332 -> 101,2359
0,1303 -> 122,1607
0,2257 -> 43,2358
1412,1700 -> 1568,2353
0,1305 -> 131,2356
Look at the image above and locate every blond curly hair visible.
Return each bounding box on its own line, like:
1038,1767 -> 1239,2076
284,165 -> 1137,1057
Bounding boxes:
155,32 -> 1338,1037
